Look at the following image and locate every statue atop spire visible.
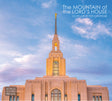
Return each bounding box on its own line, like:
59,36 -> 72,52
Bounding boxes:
55,13 -> 57,34
52,13 -> 59,51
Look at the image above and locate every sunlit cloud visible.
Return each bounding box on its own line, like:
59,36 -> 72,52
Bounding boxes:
72,18 -> 112,40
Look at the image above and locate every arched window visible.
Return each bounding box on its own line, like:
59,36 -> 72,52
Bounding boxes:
53,61 -> 59,76
51,89 -> 61,101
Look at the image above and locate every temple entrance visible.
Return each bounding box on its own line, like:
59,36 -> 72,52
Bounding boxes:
51,89 -> 61,101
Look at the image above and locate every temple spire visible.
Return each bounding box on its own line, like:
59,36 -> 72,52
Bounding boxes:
55,13 -> 57,34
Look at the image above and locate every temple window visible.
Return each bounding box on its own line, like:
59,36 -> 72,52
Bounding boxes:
17,96 -> 19,101
53,61 -> 59,76
9,96 -> 12,101
51,89 -> 61,101
54,43 -> 57,51
32,94 -> 34,101
96,96 -> 98,101
78,94 -> 80,101
13,96 -> 15,101
65,94 -> 67,101
45,94 -> 48,101
99,96 -> 102,101
55,46 -> 57,51
93,96 -> 95,101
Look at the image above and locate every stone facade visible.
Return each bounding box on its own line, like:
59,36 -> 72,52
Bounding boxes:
2,14 -> 109,101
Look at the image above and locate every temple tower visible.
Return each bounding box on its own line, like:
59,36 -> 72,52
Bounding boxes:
46,13 -> 66,76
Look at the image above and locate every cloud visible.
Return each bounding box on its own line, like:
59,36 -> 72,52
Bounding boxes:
14,54 -> 37,64
0,41 -> 22,57
72,18 -> 112,40
76,18 -> 93,25
68,63 -> 112,76
0,67 -> 44,82
41,0 -> 57,8
72,26 -> 87,34
60,37 -> 89,57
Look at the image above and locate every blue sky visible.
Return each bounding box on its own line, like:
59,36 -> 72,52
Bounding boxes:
0,0 -> 112,100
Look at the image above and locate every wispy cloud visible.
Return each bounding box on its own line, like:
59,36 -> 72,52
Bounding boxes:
72,18 -> 112,40
41,0 -> 57,8
76,18 -> 93,25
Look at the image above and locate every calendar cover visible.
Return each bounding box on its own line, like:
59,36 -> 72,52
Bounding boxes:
0,0 -> 111,101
